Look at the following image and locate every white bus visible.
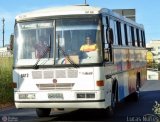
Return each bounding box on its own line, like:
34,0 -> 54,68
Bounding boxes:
12,5 -> 147,117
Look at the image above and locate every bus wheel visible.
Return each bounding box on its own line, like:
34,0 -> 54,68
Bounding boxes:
111,80 -> 118,108
105,80 -> 118,117
36,108 -> 51,117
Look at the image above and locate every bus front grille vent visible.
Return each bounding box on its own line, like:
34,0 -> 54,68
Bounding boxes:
36,83 -> 75,90
44,71 -> 54,79
32,70 -> 78,79
67,70 -> 78,78
32,71 -> 42,79
55,70 -> 66,78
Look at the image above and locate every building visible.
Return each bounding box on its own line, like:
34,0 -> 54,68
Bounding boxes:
0,46 -> 12,57
112,9 -> 136,21
146,40 -> 160,63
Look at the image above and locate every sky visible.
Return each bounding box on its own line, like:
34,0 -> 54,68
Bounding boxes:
0,0 -> 159,47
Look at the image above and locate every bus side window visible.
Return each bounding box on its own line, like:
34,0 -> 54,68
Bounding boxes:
124,24 -> 128,46
103,16 -> 108,44
110,18 -> 117,45
136,28 -> 140,47
134,28 -> 137,47
141,30 -> 146,47
131,26 -> 135,46
104,16 -> 113,62
116,21 -> 122,45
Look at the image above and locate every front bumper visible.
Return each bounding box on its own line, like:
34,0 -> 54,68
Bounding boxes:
15,99 -> 106,108
14,90 -> 108,109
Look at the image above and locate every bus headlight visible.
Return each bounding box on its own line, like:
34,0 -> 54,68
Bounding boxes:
77,93 -> 85,98
19,93 -> 35,99
76,93 -> 95,99
86,93 -> 95,98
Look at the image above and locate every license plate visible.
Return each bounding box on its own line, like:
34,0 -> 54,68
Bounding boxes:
48,93 -> 63,99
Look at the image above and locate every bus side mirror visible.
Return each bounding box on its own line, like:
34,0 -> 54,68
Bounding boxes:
107,28 -> 114,44
10,34 -> 14,50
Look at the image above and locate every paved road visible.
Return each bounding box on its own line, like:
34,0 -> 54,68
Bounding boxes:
0,80 -> 160,122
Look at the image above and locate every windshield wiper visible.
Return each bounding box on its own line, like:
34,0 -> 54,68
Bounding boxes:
33,36 -> 51,69
33,48 -> 50,69
58,45 -> 79,68
57,35 -> 79,68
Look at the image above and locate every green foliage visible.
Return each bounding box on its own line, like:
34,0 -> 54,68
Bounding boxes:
147,62 -> 160,71
0,57 -> 14,104
158,64 -> 160,71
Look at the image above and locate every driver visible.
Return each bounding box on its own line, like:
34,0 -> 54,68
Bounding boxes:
80,36 -> 98,52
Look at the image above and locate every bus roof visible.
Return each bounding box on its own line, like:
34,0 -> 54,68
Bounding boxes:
16,5 -> 144,28
16,5 -> 101,20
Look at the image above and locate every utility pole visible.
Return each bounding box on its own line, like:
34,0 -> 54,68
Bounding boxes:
85,0 -> 87,4
2,18 -> 5,47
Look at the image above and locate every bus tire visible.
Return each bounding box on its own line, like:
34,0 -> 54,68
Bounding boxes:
111,79 -> 118,108
104,79 -> 118,117
36,108 -> 51,117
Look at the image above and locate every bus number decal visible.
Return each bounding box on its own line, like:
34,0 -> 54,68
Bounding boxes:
85,11 -> 94,14
20,73 -> 29,78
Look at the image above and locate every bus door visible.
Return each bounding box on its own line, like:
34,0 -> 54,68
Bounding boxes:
103,16 -> 113,62
102,15 -> 113,105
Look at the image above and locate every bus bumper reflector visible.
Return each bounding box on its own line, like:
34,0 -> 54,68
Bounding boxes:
76,93 -> 95,98
96,80 -> 104,86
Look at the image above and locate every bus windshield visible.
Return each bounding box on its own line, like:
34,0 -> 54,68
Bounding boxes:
14,17 -> 102,67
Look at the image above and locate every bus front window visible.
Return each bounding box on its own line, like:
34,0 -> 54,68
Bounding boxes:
56,18 -> 102,65
14,21 -> 54,66
14,17 -> 102,67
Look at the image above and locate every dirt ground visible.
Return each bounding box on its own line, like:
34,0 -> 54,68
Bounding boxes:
0,102 -> 14,110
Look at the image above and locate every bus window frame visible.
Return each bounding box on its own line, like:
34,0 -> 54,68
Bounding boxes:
116,21 -> 122,46
121,22 -> 125,46
131,26 -> 135,46
136,28 -> 140,47
102,15 -> 113,63
124,23 -> 128,46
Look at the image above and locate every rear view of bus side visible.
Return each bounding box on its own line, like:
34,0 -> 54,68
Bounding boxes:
12,5 -> 146,117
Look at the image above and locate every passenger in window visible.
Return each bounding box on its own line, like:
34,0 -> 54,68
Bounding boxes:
34,38 -> 50,58
80,36 -> 98,52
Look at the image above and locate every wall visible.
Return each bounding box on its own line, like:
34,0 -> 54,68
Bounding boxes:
147,69 -> 159,80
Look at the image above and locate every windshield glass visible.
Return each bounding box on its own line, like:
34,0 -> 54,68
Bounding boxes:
55,18 -> 102,65
14,17 -> 102,67
14,21 -> 54,66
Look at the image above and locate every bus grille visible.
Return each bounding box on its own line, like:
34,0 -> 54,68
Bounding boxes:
36,83 -> 74,90
32,70 -> 78,79
55,70 -> 66,78
44,71 -> 54,79
32,71 -> 42,79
